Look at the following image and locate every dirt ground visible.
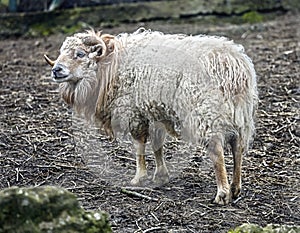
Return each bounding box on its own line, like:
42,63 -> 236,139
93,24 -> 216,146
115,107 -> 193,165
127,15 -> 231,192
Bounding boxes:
0,12 -> 299,232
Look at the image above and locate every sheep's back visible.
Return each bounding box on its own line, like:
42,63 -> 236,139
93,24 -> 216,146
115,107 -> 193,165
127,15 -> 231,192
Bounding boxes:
113,31 -> 257,146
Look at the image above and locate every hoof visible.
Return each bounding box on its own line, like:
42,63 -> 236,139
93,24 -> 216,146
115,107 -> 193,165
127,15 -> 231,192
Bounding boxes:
212,189 -> 231,205
153,169 -> 169,185
130,174 -> 148,186
230,183 -> 241,199
130,178 -> 140,186
153,174 -> 169,185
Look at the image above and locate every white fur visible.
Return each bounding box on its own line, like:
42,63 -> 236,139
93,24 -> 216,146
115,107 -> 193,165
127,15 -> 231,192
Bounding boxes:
58,29 -> 258,151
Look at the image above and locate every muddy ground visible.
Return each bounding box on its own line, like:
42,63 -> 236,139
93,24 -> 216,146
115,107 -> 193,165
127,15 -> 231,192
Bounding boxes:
0,13 -> 299,232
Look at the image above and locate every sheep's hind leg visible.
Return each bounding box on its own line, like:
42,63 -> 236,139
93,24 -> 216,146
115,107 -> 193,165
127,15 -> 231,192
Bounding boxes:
151,122 -> 169,185
208,136 -> 231,205
153,147 -> 169,185
131,141 -> 148,185
230,136 -> 244,199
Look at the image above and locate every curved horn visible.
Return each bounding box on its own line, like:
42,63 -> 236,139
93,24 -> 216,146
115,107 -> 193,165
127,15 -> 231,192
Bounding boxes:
44,54 -> 55,66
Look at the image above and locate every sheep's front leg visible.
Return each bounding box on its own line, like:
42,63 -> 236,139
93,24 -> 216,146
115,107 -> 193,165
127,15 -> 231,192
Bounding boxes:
208,136 -> 230,205
151,122 -> 169,185
131,141 -> 147,185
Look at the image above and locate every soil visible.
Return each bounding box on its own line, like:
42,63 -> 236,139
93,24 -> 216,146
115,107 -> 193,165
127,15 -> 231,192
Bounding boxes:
0,12 -> 299,232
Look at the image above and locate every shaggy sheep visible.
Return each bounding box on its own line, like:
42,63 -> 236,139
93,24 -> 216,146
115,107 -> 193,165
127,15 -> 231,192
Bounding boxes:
44,28 -> 258,205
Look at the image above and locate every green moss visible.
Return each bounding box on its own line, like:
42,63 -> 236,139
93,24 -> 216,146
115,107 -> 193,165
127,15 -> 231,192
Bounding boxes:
229,223 -> 300,233
242,11 -> 264,24
2,0 -> 9,5
28,21 -> 85,37
29,24 -> 53,36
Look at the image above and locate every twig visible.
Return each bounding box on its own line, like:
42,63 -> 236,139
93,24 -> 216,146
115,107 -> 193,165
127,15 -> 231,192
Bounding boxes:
150,211 -> 160,222
121,186 -> 163,194
114,154 -> 135,162
233,196 -> 243,204
121,188 -> 159,202
143,226 -> 163,233
15,168 -> 20,182
134,217 -> 143,233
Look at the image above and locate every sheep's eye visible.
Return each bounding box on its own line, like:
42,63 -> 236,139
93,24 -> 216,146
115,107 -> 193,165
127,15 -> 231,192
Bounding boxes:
76,50 -> 86,58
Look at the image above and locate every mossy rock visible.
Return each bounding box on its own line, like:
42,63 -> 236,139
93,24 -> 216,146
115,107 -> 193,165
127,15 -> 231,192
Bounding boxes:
0,186 -> 111,233
229,223 -> 300,233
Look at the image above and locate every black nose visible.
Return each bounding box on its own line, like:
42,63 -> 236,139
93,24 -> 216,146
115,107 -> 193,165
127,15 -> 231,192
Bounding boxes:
52,64 -> 63,77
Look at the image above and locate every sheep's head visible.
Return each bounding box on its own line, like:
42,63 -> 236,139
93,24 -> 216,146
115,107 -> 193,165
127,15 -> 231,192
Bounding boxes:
44,30 -> 115,84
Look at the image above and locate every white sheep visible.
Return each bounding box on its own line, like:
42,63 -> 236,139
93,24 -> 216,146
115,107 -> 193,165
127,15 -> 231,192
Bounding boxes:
44,28 -> 258,205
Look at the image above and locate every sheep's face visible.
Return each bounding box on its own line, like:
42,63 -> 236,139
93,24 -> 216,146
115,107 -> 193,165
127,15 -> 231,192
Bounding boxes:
44,31 -> 114,84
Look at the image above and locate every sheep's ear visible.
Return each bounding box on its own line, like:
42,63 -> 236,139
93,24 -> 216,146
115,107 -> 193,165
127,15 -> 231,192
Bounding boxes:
88,34 -> 114,60
89,44 -> 106,60
101,34 -> 115,54
90,44 -> 104,56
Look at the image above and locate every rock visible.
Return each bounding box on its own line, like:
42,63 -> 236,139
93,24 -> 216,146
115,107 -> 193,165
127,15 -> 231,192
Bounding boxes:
229,223 -> 300,233
0,186 -> 111,233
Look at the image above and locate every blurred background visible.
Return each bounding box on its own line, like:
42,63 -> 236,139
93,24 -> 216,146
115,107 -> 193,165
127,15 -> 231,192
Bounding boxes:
0,0 -> 299,37
1,0 -> 156,12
